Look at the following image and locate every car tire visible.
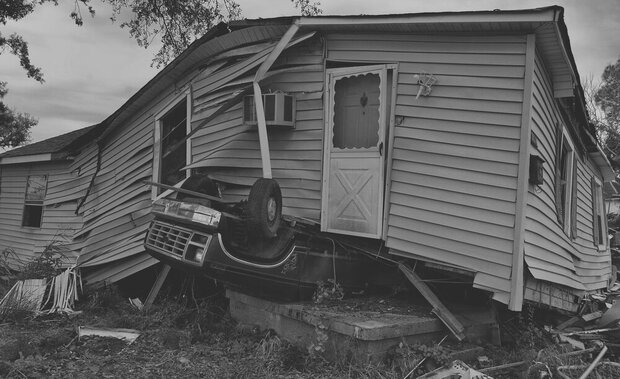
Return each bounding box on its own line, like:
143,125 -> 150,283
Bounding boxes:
247,178 -> 282,239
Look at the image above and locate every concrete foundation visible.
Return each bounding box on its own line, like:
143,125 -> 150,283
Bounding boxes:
227,290 -> 500,362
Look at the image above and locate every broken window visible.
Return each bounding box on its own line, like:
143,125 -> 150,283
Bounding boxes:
159,99 -> 187,188
591,176 -> 607,250
22,175 -> 47,228
554,124 -> 577,237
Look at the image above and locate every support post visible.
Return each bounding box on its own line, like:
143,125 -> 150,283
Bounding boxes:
398,263 -> 466,341
144,264 -> 171,311
252,23 -> 299,179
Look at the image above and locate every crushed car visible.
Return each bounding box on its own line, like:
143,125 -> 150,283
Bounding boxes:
144,175 -> 396,301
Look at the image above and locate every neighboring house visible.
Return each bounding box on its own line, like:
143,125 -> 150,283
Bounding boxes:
0,6 -> 614,312
0,124 -> 103,266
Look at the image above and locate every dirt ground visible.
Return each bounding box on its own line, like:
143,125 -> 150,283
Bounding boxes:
1,285 -> 620,378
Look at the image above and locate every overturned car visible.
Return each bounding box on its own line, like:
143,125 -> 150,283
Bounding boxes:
144,175 -> 394,301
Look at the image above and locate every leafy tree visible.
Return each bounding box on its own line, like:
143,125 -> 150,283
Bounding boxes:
0,0 -> 239,148
0,82 -> 35,148
595,58 -> 620,132
587,58 -> 620,158
1,0 -> 321,149
292,0 -> 323,16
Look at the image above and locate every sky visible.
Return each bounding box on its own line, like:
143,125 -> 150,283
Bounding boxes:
1,0 -> 619,144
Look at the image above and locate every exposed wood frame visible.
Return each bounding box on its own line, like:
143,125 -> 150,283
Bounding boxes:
152,89 -> 191,200
252,23 -> 300,179
510,34 -> 536,311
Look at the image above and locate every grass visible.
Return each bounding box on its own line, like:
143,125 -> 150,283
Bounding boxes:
1,272 -> 619,378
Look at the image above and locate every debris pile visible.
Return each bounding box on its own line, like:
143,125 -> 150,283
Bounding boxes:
0,267 -> 81,317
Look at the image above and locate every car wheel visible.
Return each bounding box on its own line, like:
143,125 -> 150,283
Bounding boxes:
247,178 -> 282,239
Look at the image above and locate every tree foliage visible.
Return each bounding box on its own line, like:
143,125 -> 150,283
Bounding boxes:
292,0 -> 323,16
106,0 -> 241,68
0,0 -> 323,149
590,57 -> 620,158
0,82 -> 35,148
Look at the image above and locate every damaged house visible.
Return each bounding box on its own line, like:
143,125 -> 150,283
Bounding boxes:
0,6 -> 614,313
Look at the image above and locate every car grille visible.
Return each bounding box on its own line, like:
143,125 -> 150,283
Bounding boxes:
146,221 -> 193,257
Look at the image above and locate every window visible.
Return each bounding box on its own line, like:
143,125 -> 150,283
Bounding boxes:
22,175 -> 47,228
592,177 -> 607,250
153,94 -> 190,198
554,124 -> 577,237
332,73 -> 381,149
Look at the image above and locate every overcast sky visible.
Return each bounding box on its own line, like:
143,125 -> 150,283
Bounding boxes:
1,0 -> 619,143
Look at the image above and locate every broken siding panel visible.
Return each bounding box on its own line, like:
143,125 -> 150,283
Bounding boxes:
189,37 -> 325,220
325,33 -> 525,303
525,52 -> 610,291
73,64 -> 206,276
82,253 -> 158,288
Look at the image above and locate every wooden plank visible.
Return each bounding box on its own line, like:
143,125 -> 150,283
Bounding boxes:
398,263 -> 466,341
144,264 -> 171,310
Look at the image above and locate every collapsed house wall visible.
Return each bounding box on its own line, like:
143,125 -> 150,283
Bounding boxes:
188,35 -> 325,220
75,25 -> 293,285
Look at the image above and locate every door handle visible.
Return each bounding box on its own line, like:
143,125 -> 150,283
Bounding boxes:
379,142 -> 384,156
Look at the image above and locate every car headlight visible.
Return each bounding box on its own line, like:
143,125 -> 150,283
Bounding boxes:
152,199 -> 221,228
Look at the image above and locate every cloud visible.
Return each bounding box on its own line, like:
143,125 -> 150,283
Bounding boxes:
2,0 -> 620,144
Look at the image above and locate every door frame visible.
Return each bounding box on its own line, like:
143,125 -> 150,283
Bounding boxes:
320,63 -> 397,238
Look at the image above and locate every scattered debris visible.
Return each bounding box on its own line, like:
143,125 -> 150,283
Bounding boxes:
0,278 -> 47,314
39,267 -> 81,315
416,360 -> 493,379
0,267 -> 80,316
78,326 -> 140,344
128,297 -> 144,311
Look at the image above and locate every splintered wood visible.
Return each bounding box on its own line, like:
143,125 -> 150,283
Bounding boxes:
0,267 -> 81,316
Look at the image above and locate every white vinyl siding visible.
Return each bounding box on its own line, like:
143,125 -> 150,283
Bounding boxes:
323,33 -> 527,303
524,52 -> 611,291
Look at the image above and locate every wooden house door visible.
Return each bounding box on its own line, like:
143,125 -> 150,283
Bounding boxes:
321,66 -> 388,238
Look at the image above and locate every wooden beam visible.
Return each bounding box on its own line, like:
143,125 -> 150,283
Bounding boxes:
398,263 -> 466,341
252,82 -> 273,179
509,34 -> 536,311
252,23 -> 300,180
144,264 -> 171,310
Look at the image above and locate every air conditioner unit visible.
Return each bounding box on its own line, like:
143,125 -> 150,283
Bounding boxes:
243,93 -> 295,128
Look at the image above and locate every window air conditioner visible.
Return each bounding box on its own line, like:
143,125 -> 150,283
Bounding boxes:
243,93 -> 295,128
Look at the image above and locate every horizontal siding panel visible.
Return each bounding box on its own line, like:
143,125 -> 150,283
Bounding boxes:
391,160 -> 518,189
389,195 -> 514,228
389,204 -> 514,240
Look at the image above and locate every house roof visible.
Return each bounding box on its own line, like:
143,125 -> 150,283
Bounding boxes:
98,6 -> 584,141
0,123 -> 103,165
10,7 -> 610,175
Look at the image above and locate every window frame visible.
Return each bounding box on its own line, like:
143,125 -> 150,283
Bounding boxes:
22,174 -> 48,228
152,91 -> 192,200
557,127 -> 576,236
592,176 -> 608,251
